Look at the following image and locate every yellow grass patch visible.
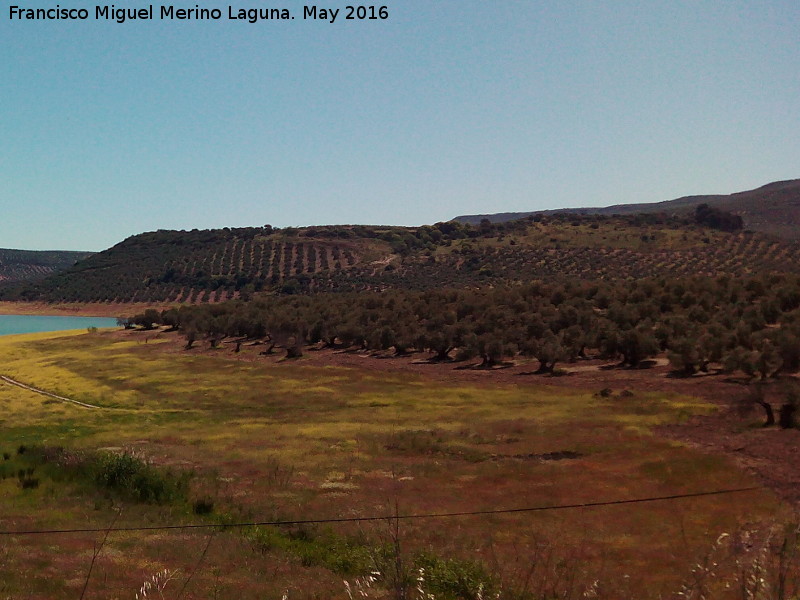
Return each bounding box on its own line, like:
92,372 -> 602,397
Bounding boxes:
0,329 -> 788,598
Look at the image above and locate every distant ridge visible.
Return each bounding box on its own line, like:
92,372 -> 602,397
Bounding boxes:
0,248 -> 93,286
454,179 -> 800,239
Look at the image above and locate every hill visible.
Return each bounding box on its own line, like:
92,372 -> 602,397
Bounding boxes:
0,248 -> 93,287
454,179 -> 800,239
0,226 -> 393,303
3,212 -> 800,303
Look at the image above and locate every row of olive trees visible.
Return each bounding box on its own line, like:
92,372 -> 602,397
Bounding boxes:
123,274 -> 800,378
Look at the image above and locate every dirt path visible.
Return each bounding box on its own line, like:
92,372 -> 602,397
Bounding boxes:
0,375 -> 102,409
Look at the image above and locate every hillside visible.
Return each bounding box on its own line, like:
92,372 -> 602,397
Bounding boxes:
454,179 -> 800,239
0,248 -> 93,286
0,226 -> 393,303
3,212 -> 800,303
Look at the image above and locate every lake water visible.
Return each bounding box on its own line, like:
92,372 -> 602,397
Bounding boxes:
0,315 -> 119,336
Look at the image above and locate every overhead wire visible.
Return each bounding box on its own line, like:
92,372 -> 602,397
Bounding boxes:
0,486 -> 761,536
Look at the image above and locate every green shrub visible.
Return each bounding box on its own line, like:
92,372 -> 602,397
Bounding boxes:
413,552 -> 496,600
246,526 -> 372,576
91,451 -> 188,504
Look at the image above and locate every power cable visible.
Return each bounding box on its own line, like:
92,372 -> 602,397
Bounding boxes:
0,486 -> 761,536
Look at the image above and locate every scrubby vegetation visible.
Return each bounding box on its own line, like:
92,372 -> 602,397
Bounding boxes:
694,203 -> 744,232
2,445 -> 189,505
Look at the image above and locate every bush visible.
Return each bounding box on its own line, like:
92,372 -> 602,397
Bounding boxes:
413,552 -> 496,600
19,475 -> 39,489
91,450 -> 188,504
246,526 -> 372,576
193,498 -> 215,515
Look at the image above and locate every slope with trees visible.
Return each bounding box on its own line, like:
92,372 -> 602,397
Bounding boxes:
0,248 -> 92,287
4,213 -> 800,303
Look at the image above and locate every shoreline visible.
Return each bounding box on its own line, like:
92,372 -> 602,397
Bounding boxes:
0,301 -> 172,318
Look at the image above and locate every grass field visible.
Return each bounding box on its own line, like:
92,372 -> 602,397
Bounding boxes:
0,329 -> 788,599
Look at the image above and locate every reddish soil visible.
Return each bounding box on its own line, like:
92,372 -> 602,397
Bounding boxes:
658,408 -> 800,505
122,327 -> 800,508
20,316 -> 800,508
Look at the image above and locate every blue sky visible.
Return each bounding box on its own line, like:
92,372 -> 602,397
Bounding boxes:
2,1 -> 798,250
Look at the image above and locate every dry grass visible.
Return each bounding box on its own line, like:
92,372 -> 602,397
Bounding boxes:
0,329 -> 789,598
